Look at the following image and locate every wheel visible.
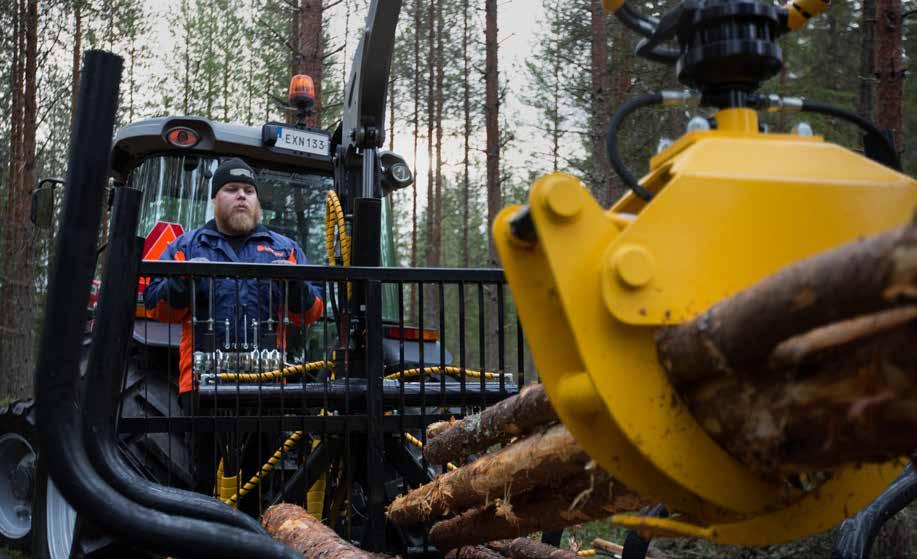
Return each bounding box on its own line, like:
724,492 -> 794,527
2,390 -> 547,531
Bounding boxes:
117,358 -> 194,489
0,400 -> 37,549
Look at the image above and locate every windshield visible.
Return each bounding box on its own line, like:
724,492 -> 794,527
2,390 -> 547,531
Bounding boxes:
132,154 -> 331,264
131,153 -> 399,320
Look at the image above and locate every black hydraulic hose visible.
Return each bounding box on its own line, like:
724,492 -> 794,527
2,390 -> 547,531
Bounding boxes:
615,4 -> 681,63
800,101 -> 902,171
606,93 -> 663,201
33,50 -> 300,559
615,4 -> 658,37
831,465 -> 917,559
82,186 -> 267,535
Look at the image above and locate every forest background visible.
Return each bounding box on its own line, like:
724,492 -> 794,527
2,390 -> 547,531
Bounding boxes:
0,0 -> 913,404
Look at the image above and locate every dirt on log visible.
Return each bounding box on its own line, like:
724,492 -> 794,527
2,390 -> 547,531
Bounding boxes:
387,423 -> 590,526
429,469 -> 647,551
445,546 -> 505,559
262,503 -> 389,558
501,538 -> 579,559
656,218 -> 917,384
424,383 -> 558,465
686,320 -> 917,474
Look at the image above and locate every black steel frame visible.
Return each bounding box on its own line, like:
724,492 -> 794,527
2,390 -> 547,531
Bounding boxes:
122,259 -> 526,556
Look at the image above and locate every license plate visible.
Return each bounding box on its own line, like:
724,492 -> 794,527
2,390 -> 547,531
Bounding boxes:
275,127 -> 330,156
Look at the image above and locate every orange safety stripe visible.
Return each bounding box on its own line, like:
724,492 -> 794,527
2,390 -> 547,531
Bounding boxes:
143,249 -> 188,322
179,321 -> 194,393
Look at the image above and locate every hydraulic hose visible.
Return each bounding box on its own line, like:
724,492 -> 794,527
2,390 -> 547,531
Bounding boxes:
81,185 -> 267,536
33,50 -> 300,559
606,92 -> 663,201
615,4 -> 658,37
800,101 -> 902,171
831,464 -> 916,559
614,4 -> 681,63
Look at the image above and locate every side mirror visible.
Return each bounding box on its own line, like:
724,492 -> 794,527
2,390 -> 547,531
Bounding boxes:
31,177 -> 65,229
379,151 -> 413,195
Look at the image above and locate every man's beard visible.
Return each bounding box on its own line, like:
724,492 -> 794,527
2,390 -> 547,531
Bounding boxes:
216,203 -> 261,235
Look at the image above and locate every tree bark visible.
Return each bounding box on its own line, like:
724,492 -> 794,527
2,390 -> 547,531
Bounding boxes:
858,0 -> 876,124
608,23 -> 630,200
432,0 -> 444,267
656,219 -> 917,385
484,0 -> 501,265
461,0 -> 471,266
294,0 -> 324,129
410,0 -> 421,321
71,0 -> 82,125
429,470 -> 646,550
590,0 -> 612,207
0,0 -> 37,401
262,503 -> 389,558
686,319 -> 917,475
424,383 -> 558,465
446,546 -> 504,559
503,538 -> 579,559
483,0 -> 502,372
425,0 -> 436,267
874,0 -> 903,152
387,424 -> 591,526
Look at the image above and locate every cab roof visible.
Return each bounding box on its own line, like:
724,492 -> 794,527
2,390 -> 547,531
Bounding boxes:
110,116 -> 333,182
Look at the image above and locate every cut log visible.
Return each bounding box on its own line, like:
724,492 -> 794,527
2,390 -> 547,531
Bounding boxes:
686,321 -> 917,474
387,423 -> 589,526
592,537 -> 668,559
445,546 -> 505,559
769,306 -> 917,368
429,470 -> 647,550
262,503 -> 389,558
503,538 -> 579,559
424,383 -> 558,465
656,219 -> 917,384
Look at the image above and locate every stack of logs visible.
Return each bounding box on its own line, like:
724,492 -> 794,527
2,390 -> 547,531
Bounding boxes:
385,218 -> 917,553
265,219 -> 917,557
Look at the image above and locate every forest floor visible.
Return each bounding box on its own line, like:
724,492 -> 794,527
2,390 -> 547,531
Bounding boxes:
561,506 -> 917,559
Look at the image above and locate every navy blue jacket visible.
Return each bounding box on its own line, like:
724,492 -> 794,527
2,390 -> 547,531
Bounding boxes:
143,220 -> 323,392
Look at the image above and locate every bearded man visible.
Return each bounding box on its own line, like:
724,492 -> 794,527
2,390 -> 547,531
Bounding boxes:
143,158 -> 324,396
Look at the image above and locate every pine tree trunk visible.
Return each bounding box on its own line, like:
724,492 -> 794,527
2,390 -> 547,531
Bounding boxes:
71,0 -> 82,125
484,0 -> 502,371
423,0 -> 438,331
874,0 -> 903,152
426,0 -> 436,268
484,0 -> 501,263
296,0 -> 324,129
389,76 -> 396,149
410,0 -> 421,322
590,0 -> 612,207
433,0 -> 444,266
0,0 -> 38,401
608,24 -> 630,200
858,0 -> 876,124
462,0 -> 471,267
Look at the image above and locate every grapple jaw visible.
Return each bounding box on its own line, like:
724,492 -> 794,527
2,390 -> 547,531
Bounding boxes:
493,125 -> 917,545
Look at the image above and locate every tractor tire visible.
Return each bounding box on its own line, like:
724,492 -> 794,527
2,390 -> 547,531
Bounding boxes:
117,362 -> 195,489
0,400 -> 38,551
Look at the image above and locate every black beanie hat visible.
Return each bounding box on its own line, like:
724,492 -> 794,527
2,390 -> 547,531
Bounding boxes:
211,158 -> 257,198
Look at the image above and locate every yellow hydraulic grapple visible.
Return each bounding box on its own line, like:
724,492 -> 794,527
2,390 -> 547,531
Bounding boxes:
494,0 -> 916,547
